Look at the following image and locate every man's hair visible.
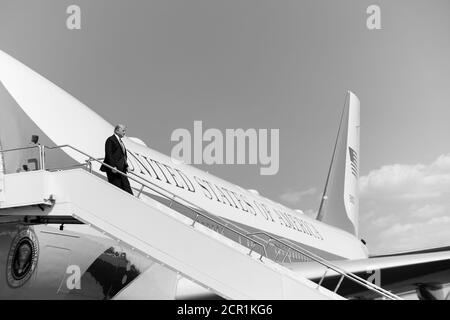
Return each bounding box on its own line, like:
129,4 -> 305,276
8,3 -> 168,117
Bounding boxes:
114,124 -> 125,133
31,135 -> 39,144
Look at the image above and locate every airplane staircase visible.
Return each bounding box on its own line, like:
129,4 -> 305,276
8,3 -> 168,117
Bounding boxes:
0,145 -> 401,300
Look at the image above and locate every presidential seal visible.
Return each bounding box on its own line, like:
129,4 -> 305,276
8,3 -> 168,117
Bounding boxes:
6,228 -> 39,288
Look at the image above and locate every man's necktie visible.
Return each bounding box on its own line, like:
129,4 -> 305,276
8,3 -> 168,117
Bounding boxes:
119,138 -> 126,157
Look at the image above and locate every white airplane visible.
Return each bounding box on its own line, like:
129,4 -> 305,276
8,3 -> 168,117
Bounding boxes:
0,49 -> 449,300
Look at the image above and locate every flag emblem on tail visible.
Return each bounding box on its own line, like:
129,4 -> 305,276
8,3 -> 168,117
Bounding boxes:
349,147 -> 358,178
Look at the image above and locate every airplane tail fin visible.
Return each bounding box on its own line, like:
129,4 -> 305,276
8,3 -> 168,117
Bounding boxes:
316,91 -> 360,237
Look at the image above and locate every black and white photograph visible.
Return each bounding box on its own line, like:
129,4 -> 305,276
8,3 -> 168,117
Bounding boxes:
1,0 -> 450,303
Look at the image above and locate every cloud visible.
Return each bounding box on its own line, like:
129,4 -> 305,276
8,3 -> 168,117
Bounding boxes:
278,187 -> 317,205
370,215 -> 397,228
410,204 -> 445,218
372,217 -> 450,253
359,153 -> 450,254
360,158 -> 450,201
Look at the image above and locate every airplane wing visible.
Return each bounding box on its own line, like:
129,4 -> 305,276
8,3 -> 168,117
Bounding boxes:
286,247 -> 450,299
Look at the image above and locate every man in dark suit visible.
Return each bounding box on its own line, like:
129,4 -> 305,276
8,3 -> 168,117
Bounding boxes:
100,124 -> 133,195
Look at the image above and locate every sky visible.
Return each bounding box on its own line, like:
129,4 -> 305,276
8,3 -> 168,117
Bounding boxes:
1,0 -> 450,254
